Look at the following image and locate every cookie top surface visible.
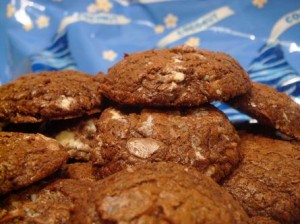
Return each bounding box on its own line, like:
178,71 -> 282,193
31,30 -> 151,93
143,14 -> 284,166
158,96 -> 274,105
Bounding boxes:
93,105 -> 240,182
0,179 -> 94,224
103,46 -> 251,107
89,162 -> 250,224
223,133 -> 300,223
0,70 -> 103,123
228,82 -> 300,140
0,132 -> 68,195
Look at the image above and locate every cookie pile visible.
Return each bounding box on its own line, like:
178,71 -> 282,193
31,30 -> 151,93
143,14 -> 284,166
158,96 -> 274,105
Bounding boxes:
0,46 -> 299,224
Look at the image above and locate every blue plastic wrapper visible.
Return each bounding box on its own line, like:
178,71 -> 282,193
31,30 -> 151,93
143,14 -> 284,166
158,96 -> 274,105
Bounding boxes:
0,0 -> 299,121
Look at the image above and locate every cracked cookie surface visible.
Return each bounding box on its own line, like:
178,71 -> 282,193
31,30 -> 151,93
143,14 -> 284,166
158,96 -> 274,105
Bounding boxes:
93,105 -> 240,182
228,82 -> 300,140
0,179 -> 94,223
0,132 -> 68,195
88,162 -> 250,224
0,71 -> 103,123
102,46 -> 251,107
223,132 -> 300,223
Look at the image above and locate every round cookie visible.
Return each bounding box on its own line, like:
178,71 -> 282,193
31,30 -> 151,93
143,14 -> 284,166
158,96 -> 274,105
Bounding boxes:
88,162 -> 250,223
0,132 -> 68,195
223,132 -> 300,223
0,70 -> 104,123
102,45 -> 251,107
93,105 -> 240,182
0,179 -> 94,223
228,82 -> 300,140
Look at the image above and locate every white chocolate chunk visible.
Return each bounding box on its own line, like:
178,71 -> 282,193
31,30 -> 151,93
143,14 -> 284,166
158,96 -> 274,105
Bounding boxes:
110,109 -> 124,120
171,71 -> 185,81
216,89 -> 222,95
127,138 -> 160,159
195,151 -> 206,160
56,95 -> 75,110
56,131 -> 89,149
84,120 -> 97,132
137,115 -> 154,136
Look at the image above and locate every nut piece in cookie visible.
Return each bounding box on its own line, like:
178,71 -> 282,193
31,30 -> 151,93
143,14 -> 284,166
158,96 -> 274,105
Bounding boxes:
88,162 -> 250,223
93,105 -> 240,182
0,132 -> 68,195
223,132 -> 300,223
228,82 -> 300,140
0,70 -> 104,123
102,45 -> 251,107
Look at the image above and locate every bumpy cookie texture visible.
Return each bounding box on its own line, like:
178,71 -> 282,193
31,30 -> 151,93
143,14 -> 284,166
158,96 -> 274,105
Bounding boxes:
0,132 -> 68,195
223,133 -> 300,223
102,46 -> 251,107
60,162 -> 97,181
0,70 -> 103,123
93,105 -> 240,182
250,216 -> 280,224
228,82 -> 300,140
88,162 -> 250,224
0,179 -> 94,224
46,114 -> 102,161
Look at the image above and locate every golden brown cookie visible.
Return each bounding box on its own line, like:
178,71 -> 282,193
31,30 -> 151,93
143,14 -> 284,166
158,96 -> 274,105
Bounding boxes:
93,105 -> 240,182
0,70 -> 103,123
102,45 -> 251,107
88,162 -> 250,223
0,132 -> 68,196
228,82 -> 300,140
223,132 -> 300,223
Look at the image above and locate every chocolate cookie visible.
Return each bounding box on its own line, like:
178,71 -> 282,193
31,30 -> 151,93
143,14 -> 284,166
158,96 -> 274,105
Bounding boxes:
102,45 -> 251,107
93,105 -> 240,182
0,70 -> 104,123
228,82 -> 300,140
250,216 -> 280,224
47,114 -> 102,161
60,162 -> 97,181
223,133 -> 300,223
88,162 -> 250,223
0,179 -> 94,223
0,132 -> 68,195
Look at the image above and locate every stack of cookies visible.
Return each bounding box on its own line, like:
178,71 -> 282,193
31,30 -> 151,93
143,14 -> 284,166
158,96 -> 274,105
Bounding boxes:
0,46 -> 299,223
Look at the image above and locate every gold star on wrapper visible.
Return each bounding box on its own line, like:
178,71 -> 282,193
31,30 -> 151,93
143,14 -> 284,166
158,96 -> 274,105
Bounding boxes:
87,4 -> 98,13
36,15 -> 50,29
103,50 -> 117,61
164,13 -> 178,28
96,0 -> 113,12
23,23 -> 34,31
6,4 -> 15,18
154,25 -> 165,34
252,0 -> 268,9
